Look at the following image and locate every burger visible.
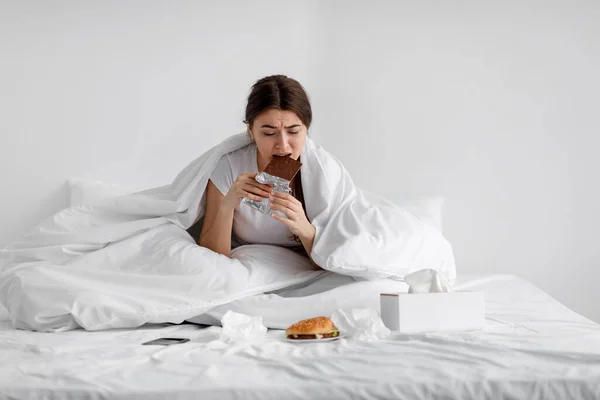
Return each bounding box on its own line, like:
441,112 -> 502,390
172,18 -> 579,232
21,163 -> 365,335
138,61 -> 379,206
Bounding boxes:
285,316 -> 340,340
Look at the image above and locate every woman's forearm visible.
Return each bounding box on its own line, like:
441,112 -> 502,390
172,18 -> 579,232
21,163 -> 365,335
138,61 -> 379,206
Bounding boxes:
199,205 -> 235,257
299,224 -> 318,267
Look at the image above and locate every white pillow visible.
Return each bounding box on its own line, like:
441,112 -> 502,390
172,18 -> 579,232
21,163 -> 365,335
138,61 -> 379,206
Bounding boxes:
67,179 -> 138,207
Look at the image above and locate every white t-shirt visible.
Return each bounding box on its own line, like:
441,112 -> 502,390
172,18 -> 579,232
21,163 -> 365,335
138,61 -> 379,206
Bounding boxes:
209,143 -> 302,249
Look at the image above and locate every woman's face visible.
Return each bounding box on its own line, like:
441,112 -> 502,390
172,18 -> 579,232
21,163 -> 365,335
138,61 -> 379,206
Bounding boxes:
248,108 -> 307,169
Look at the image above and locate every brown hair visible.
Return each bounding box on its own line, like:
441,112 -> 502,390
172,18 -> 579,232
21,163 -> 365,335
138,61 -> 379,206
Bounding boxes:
244,75 -> 312,130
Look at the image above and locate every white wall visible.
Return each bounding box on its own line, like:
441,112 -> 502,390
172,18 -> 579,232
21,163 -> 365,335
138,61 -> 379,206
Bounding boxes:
314,1 -> 600,322
1,1 -> 599,322
0,0 -> 324,243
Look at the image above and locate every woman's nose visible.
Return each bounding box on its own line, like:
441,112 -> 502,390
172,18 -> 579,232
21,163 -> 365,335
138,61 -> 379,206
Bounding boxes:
276,132 -> 288,148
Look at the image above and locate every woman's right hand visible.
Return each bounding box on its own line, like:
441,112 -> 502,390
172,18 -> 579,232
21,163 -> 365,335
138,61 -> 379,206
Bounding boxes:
222,172 -> 272,211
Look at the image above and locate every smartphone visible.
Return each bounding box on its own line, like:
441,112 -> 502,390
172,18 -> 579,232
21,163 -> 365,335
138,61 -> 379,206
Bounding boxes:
142,337 -> 190,346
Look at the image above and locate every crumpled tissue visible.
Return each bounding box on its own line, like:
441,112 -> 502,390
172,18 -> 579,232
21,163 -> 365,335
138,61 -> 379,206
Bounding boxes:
405,268 -> 454,293
219,311 -> 267,342
331,308 -> 390,341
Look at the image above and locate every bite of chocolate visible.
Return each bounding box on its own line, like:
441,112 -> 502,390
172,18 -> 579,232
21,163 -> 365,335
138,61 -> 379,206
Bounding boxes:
263,155 -> 302,181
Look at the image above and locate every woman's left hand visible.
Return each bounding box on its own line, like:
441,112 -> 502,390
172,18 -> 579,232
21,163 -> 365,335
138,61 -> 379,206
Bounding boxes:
269,192 -> 315,241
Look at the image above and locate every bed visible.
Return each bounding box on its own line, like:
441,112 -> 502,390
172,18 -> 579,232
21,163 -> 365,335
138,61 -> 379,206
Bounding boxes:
3,273 -> 600,400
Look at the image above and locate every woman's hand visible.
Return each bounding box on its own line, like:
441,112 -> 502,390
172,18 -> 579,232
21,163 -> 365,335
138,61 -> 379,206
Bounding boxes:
223,172 -> 272,211
269,192 -> 315,242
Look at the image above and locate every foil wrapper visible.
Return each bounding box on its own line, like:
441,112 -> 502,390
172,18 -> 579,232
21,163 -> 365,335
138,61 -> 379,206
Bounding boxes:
241,172 -> 291,215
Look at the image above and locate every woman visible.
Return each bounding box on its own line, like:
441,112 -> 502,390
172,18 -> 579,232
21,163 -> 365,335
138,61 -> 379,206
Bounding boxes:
0,78 -> 454,333
199,75 -> 316,261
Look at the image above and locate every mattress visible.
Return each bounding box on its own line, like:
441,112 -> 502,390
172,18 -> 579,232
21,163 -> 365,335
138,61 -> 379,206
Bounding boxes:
2,274 -> 600,400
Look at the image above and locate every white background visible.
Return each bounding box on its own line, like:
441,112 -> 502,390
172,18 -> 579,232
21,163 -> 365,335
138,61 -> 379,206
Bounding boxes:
1,1 -> 599,322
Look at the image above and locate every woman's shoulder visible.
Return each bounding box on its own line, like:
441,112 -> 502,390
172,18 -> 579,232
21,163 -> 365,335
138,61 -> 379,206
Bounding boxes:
222,142 -> 256,163
213,142 -> 256,182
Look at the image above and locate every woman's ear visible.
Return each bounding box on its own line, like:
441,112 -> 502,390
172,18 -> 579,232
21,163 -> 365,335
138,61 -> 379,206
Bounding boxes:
247,124 -> 254,141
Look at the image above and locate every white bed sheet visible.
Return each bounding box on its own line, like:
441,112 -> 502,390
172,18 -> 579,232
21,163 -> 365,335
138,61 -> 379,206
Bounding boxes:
2,274 -> 600,400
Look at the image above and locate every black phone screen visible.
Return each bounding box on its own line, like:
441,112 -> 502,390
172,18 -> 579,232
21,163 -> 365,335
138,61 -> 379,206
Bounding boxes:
142,337 -> 190,346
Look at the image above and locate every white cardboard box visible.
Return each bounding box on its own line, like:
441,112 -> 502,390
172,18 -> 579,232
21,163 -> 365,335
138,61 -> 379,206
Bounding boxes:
380,291 -> 485,334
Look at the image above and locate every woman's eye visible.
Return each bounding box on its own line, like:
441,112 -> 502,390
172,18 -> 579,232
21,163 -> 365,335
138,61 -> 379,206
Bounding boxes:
262,131 -> 298,136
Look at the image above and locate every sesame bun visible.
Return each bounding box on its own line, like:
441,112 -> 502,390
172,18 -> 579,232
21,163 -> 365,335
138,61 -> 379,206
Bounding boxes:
285,316 -> 339,339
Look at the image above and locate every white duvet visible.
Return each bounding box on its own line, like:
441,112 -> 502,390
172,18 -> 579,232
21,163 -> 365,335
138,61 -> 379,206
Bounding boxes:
0,133 -> 454,332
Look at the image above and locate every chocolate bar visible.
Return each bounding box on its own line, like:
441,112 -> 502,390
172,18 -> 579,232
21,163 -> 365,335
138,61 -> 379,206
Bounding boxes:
263,155 -> 302,181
